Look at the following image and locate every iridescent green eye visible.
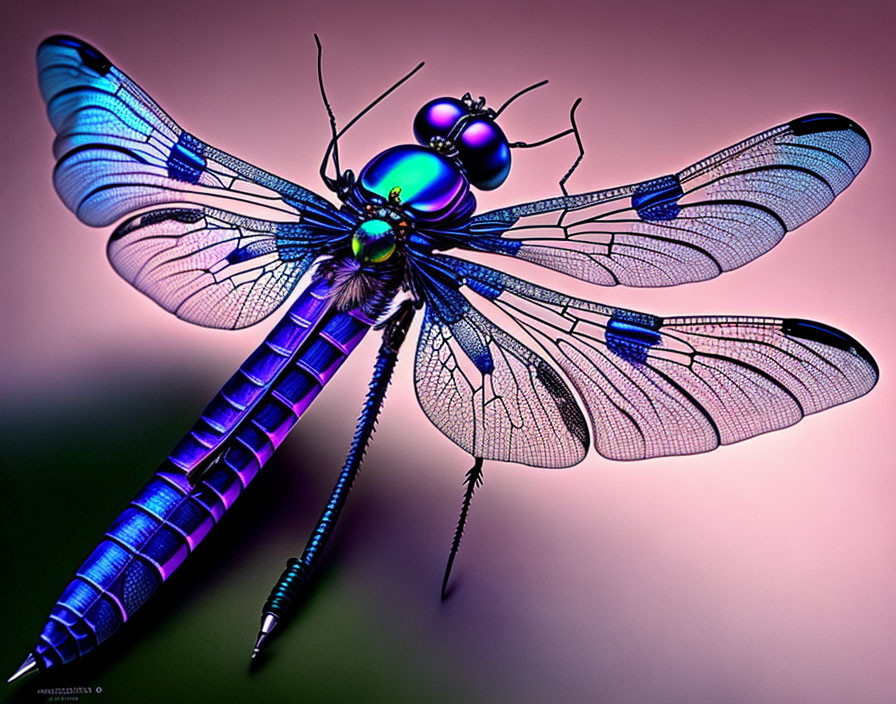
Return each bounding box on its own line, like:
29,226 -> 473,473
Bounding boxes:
351,219 -> 396,264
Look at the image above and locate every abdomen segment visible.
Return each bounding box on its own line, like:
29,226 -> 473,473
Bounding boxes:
31,278 -> 372,671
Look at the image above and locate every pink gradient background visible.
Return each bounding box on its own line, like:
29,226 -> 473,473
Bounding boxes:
3,0 -> 895,702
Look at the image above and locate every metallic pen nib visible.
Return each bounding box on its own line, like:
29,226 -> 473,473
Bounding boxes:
251,612 -> 279,660
8,654 -> 38,684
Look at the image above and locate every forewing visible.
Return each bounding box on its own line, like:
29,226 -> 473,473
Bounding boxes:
465,114 -> 870,287
414,276 -> 589,467
445,256 -> 878,461
37,35 -> 348,328
38,35 -> 334,226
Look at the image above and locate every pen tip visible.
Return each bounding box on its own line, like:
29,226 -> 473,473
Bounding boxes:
8,654 -> 37,684
251,612 -> 279,662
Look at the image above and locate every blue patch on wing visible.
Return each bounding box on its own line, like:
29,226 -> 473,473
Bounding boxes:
275,223 -> 317,262
631,174 -> 683,222
468,216 -> 518,236
470,335 -> 495,374
477,236 -> 523,255
606,311 -> 662,364
167,132 -> 206,184
225,245 -> 261,265
421,277 -> 495,374
457,330 -> 495,374
465,274 -> 503,301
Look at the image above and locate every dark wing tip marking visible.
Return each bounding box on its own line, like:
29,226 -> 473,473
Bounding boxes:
40,35 -> 112,76
534,362 -> 591,454
788,113 -> 870,147
109,208 -> 204,241
782,318 -> 879,378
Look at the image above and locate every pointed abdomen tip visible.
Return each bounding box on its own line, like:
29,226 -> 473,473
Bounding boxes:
7,653 -> 38,684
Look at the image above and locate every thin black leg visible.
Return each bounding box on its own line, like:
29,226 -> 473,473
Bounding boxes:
440,456 -> 484,600
558,97 -> 584,198
252,303 -> 416,660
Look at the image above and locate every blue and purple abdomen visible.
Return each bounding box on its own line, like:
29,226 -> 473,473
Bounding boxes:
32,279 -> 372,670
168,277 -> 334,475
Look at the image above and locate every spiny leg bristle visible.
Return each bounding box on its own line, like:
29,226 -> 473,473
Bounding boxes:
441,457 -> 484,601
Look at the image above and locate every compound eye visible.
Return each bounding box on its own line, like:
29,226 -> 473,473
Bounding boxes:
351,219 -> 396,264
413,97 -> 467,147
457,117 -> 511,190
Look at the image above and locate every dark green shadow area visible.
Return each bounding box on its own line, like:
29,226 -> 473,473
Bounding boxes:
1,370 -> 476,704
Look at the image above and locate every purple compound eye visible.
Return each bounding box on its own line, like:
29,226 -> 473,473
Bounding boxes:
413,97 -> 467,146
457,117 -> 511,190
413,97 -> 512,190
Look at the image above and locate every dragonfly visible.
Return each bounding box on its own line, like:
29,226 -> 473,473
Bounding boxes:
10,33 -> 878,683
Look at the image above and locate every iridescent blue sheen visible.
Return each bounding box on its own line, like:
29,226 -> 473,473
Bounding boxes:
167,132 -> 206,184
352,219 -> 396,263
412,97 -> 511,190
631,174 -> 683,222
413,97 -> 467,146
167,277 -> 332,474
605,316 -> 662,364
457,117 -> 511,190
465,275 -> 503,301
357,145 -> 474,223
32,279 -> 374,670
28,31 -> 879,681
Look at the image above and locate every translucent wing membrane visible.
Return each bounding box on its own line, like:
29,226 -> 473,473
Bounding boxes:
37,35 -> 347,328
465,114 -> 870,287
436,256 -> 877,462
414,274 -> 589,467
108,208 -> 321,329
38,35 -> 332,226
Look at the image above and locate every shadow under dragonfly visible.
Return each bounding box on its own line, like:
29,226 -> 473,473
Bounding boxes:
0,368 -> 447,702
2,365 -> 575,704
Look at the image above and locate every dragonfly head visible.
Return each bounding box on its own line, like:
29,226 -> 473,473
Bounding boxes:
413,93 -> 511,191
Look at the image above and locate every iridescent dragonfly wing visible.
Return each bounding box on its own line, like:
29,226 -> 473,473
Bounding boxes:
432,255 -> 877,462
461,114 -> 869,287
38,35 -> 349,329
104,207 -> 344,329
413,266 -> 589,468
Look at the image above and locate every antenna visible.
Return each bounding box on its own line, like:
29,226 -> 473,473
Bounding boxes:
315,34 -> 342,192
493,79 -> 549,117
509,96 -> 582,151
316,34 -> 425,195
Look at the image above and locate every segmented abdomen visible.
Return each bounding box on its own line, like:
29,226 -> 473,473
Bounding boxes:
32,278 -> 372,670
169,276 -> 333,475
